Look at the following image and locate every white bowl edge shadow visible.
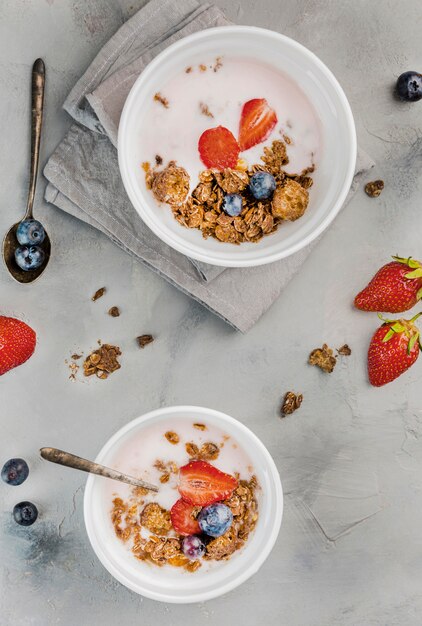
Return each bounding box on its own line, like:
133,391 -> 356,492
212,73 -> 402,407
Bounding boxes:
83,405 -> 283,603
118,25 -> 357,268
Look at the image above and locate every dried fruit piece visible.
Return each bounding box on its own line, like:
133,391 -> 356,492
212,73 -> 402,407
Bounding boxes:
198,126 -> 240,170
365,179 -> 384,197
238,98 -> 277,151
170,498 -> 201,536
108,306 -> 120,317
281,391 -> 303,416
137,334 -> 154,348
92,287 -> 106,301
271,180 -> 309,221
309,344 -> 337,373
165,431 -> 180,445
178,460 -> 238,506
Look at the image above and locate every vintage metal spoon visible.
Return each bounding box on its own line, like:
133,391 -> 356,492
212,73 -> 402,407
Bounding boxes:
40,447 -> 159,492
3,58 -> 51,283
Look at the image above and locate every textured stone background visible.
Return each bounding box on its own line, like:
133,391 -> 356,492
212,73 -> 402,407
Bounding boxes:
0,1 -> 421,624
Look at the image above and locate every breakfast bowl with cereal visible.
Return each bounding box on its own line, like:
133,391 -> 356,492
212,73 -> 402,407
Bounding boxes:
118,26 -> 356,267
84,406 -> 283,603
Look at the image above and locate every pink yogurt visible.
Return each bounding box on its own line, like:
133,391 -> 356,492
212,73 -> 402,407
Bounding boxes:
140,56 -> 322,192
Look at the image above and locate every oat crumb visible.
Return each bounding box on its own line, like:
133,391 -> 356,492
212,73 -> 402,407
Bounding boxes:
365,180 -> 384,198
309,344 -> 337,373
92,287 -> 106,301
165,431 -> 180,445
281,391 -> 303,416
193,423 -> 207,430
337,344 -> 352,356
185,66 -> 192,73
199,64 -> 207,72
199,102 -> 214,118
154,92 -> 169,108
71,353 -> 82,360
137,334 -> 154,348
108,306 -> 120,317
213,56 -> 223,72
155,154 -> 163,165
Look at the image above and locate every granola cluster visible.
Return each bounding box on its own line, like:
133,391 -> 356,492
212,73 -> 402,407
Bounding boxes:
83,343 -> 121,379
111,473 -> 258,572
145,140 -> 313,244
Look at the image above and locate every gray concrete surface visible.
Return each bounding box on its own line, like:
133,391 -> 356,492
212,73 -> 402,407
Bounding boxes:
1,1 -> 421,624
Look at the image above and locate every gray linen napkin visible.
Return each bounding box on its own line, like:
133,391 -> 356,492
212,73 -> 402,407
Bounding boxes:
44,0 -> 374,332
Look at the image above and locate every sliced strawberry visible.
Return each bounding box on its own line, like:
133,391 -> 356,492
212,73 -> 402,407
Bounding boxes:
198,126 -> 240,170
170,498 -> 201,536
238,98 -> 277,151
178,460 -> 238,507
0,316 -> 36,376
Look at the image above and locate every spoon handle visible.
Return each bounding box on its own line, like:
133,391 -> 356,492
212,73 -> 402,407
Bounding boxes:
40,447 -> 159,492
25,58 -> 45,219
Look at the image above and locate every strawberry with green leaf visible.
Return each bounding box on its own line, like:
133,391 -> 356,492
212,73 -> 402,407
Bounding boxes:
355,256 -> 422,313
368,312 -> 422,386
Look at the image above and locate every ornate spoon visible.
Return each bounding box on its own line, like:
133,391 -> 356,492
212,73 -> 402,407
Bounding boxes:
40,447 -> 159,492
3,59 -> 51,283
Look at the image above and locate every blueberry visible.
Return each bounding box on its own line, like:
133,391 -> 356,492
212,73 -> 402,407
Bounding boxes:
249,171 -> 276,200
16,219 -> 45,246
15,245 -> 45,271
1,458 -> 29,486
396,71 -> 422,102
13,501 -> 38,526
223,193 -> 243,217
198,503 -> 233,538
181,535 -> 206,560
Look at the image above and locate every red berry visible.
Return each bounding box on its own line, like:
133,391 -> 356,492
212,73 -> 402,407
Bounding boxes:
198,126 -> 240,170
178,460 -> 238,507
0,316 -> 36,376
170,498 -> 201,536
368,313 -> 421,386
355,256 -> 422,313
238,98 -> 277,151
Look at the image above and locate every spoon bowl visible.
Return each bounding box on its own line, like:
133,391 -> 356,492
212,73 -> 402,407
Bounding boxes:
2,58 -> 50,283
3,221 -> 51,283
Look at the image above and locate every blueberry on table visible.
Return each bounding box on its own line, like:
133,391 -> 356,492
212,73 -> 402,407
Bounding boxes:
395,71 -> 422,102
15,245 -> 45,271
1,458 -> 29,486
16,219 -> 45,246
198,503 -> 233,537
222,193 -> 243,217
181,535 -> 206,560
249,171 -> 276,200
13,501 -> 38,526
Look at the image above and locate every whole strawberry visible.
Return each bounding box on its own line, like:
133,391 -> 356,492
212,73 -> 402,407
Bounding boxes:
0,316 -> 36,376
368,313 -> 421,386
355,256 -> 422,313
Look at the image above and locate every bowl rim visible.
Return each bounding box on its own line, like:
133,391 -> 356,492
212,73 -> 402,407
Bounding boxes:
118,25 -> 357,268
83,405 -> 283,603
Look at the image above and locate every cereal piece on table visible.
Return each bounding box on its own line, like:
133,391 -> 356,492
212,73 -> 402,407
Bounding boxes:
108,306 -> 120,317
83,343 -> 121,378
92,287 -> 106,301
281,391 -> 303,416
271,180 -> 309,221
308,344 -> 337,373
137,334 -> 154,348
365,180 -> 384,197
337,344 -> 352,356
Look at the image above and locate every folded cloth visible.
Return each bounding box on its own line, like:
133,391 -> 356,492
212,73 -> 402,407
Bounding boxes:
44,0 -> 374,332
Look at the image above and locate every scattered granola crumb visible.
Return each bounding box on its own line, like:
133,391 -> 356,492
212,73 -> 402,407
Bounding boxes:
68,361 -> 79,382
199,64 -> 207,72
159,473 -> 170,484
213,56 -> 223,72
281,391 -> 303,416
83,343 -> 122,378
71,353 -> 82,360
193,423 -> 207,430
155,154 -> 163,166
137,334 -> 154,349
185,66 -> 192,73
185,442 -> 200,457
154,92 -> 169,108
365,179 -> 384,198
337,344 -> 352,356
92,287 -> 106,301
309,344 -> 337,373
142,161 -> 150,173
165,431 -> 180,445
199,102 -> 214,118
282,134 -> 292,145
108,306 -> 120,317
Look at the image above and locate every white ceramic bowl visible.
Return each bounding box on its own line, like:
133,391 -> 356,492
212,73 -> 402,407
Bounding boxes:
84,406 -> 283,603
118,26 -> 356,267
